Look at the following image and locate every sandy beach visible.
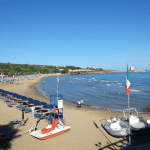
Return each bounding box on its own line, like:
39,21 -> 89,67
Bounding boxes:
1,74 -> 150,150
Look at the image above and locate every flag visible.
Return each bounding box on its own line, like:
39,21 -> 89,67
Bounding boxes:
126,66 -> 131,94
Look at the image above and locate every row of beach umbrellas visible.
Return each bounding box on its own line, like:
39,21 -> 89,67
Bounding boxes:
0,89 -> 53,108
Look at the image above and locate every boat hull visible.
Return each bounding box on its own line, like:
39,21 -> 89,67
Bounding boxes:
101,119 -> 130,138
30,124 -> 70,140
39,128 -> 70,140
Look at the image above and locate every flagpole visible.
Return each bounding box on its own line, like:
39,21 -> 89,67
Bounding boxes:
128,92 -> 131,145
127,64 -> 131,145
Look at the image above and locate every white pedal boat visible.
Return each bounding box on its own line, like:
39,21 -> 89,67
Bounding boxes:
121,108 -> 149,131
30,119 -> 70,140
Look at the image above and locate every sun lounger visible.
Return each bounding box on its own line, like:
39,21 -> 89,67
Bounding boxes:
34,113 -> 45,119
24,108 -> 31,113
7,102 -> 11,107
15,105 -> 23,109
10,100 -> 18,105
9,119 -> 25,126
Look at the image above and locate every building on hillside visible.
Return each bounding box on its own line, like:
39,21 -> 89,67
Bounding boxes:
0,72 -> 4,77
91,67 -> 98,70
130,67 -> 134,71
0,72 -> 8,78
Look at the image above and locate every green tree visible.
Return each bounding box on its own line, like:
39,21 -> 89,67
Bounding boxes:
52,67 -> 60,73
61,68 -> 68,74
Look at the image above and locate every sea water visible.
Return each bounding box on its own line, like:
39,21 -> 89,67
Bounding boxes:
36,72 -> 150,112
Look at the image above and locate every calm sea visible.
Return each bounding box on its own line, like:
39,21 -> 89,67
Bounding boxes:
36,72 -> 150,112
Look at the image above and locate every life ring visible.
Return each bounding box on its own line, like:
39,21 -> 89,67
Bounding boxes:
52,107 -> 58,114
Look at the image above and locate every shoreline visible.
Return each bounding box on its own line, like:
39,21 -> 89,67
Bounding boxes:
34,73 -> 148,113
1,74 -> 150,150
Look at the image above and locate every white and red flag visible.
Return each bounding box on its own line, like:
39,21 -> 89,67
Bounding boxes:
126,66 -> 131,94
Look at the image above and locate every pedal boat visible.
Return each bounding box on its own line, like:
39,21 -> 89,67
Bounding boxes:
30,119 -> 70,140
121,108 -> 149,131
101,117 -> 130,137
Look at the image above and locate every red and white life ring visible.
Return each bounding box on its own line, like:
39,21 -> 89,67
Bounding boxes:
52,107 -> 58,114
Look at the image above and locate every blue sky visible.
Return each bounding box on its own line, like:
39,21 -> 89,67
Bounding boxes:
0,0 -> 150,70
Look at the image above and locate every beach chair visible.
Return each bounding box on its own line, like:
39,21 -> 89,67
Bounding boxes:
37,114 -> 45,119
24,108 -> 31,113
10,100 -> 18,105
9,119 -> 25,126
7,102 -> 11,107
34,113 -> 39,118
18,106 -> 26,111
15,105 -> 22,109
34,113 -> 45,119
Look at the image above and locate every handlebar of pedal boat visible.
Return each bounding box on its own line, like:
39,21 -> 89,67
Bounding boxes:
123,108 -> 138,118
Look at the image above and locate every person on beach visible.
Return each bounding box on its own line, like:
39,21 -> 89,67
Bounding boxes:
77,101 -> 81,107
81,98 -> 83,107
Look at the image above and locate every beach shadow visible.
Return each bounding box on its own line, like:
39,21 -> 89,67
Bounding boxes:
94,120 -> 150,149
76,105 -> 81,108
0,124 -> 21,150
127,130 -> 150,146
96,138 -> 127,150
92,120 -> 127,150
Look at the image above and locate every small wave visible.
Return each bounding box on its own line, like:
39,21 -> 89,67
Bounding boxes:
92,86 -> 96,88
92,78 -> 95,79
130,89 -> 142,92
91,106 -> 98,108
119,86 -> 124,87
106,84 -> 113,86
117,83 -> 122,85
101,80 -> 110,82
111,81 -> 119,83
89,81 -> 92,82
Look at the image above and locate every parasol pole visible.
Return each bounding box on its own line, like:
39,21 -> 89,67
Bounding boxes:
57,73 -> 59,101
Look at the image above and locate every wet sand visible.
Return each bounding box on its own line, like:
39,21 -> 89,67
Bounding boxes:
0,74 -> 150,150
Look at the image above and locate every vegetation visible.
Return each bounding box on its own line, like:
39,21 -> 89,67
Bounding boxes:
0,62 -> 103,75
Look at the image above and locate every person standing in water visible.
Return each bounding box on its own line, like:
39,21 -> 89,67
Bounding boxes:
80,98 -> 83,107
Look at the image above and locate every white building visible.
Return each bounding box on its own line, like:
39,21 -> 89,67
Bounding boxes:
0,72 -> 4,77
130,67 -> 134,71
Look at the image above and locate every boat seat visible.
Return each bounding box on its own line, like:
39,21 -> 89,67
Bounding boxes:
129,115 -> 139,124
110,121 -> 121,130
129,115 -> 145,129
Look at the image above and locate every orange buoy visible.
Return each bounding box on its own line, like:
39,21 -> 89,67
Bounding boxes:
52,107 -> 58,114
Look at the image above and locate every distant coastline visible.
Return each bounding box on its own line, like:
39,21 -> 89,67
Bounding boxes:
69,70 -> 148,75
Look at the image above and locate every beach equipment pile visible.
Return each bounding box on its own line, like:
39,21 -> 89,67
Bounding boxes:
0,88 -> 71,140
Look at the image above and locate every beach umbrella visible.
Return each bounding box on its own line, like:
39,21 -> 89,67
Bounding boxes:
21,96 -> 28,102
40,102 -> 47,106
27,98 -> 33,106
28,99 -> 34,105
43,104 -> 53,109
